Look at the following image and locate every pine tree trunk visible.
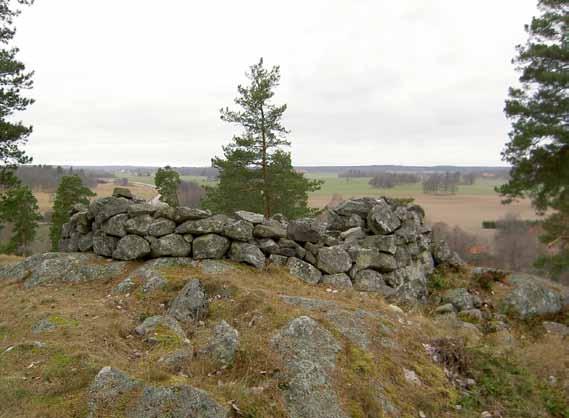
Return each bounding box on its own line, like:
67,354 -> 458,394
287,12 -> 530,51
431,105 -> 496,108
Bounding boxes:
260,107 -> 271,219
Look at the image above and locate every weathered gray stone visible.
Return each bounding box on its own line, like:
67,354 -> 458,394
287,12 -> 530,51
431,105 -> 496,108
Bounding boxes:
90,197 -> 131,224
339,226 -> 366,242
432,240 -> 464,268
269,254 -> 289,266
206,320 -> 239,367
113,235 -> 151,260
192,234 -> 230,259
317,246 -> 352,274
335,198 -> 379,217
257,238 -> 279,253
441,288 -> 482,312
234,210 -> 264,224
87,367 -> 141,418
176,215 -> 230,235
229,242 -> 265,269
102,213 -> 129,237
157,348 -> 193,373
124,215 -> 153,236
32,318 -> 58,334
200,259 -> 235,274
435,303 -> 456,315
93,231 -> 118,257
174,206 -> 212,222
134,315 -> 187,344
501,274 -> 565,318
353,269 -> 395,295
150,234 -> 192,257
87,367 -> 229,418
360,235 -> 397,255
168,279 -> 208,322
148,218 -> 176,237
287,257 -> 322,284
128,203 -> 156,217
154,205 -> 176,220
222,220 -> 254,241
271,316 -> 348,418
253,220 -> 287,239
321,273 -> 353,289
367,200 -> 401,235
287,218 -> 326,243
78,232 -> 94,252
355,248 -> 397,273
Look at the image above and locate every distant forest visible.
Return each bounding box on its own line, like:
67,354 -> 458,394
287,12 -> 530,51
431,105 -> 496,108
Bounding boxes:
16,165 -> 111,192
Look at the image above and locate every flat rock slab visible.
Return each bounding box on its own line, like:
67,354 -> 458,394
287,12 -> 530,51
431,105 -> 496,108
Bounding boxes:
0,253 -> 128,288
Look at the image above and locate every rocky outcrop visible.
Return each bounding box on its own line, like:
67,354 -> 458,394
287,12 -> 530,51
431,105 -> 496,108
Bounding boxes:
58,191 -> 464,303
168,279 -> 209,322
501,273 -> 568,318
87,367 -> 229,418
271,316 -> 348,418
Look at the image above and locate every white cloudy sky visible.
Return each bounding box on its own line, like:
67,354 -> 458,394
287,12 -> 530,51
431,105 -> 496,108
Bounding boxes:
16,0 -> 538,167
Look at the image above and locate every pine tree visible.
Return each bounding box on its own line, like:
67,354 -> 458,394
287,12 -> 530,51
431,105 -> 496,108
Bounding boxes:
202,58 -> 322,218
0,182 -> 41,255
0,0 -> 34,187
155,166 -> 180,207
498,0 -> 568,278
50,175 -> 95,251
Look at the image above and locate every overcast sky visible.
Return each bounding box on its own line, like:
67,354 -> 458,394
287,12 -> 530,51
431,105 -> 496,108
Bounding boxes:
16,0 -> 538,167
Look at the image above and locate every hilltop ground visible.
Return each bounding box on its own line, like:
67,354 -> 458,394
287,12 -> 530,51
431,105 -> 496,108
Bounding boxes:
1,255 -> 568,418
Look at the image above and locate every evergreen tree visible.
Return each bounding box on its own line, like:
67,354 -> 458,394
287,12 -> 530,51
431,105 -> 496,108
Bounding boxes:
0,0 -> 34,187
202,58 -> 322,218
0,181 -> 41,255
155,166 -> 180,207
50,175 -> 95,251
498,1 -> 568,278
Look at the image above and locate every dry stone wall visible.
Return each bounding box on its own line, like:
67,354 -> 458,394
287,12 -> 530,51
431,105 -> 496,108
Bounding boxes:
59,187 -> 462,301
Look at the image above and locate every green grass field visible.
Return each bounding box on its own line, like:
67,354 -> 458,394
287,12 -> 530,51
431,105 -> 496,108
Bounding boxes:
125,173 -> 504,199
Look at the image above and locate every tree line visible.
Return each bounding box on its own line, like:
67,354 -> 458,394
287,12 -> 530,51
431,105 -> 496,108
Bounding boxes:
368,172 -> 420,189
422,172 -> 461,195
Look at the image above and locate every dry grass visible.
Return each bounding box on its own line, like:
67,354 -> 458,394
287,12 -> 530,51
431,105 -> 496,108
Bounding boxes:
1,258 -> 568,417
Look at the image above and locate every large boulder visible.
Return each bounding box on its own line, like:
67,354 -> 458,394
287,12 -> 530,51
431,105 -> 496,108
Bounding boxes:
124,215 -> 153,236
367,200 -> 401,235
93,232 -> 118,257
229,242 -> 265,269
89,196 -> 130,224
150,234 -> 191,257
501,273 -> 566,318
176,215 -> 230,235
334,198 -> 379,217
286,257 -> 322,284
168,279 -> 209,322
287,218 -> 326,243
113,235 -> 151,260
192,234 -> 230,259
317,246 -> 352,274
222,220 -> 254,241
78,232 -> 94,252
102,214 -> 128,237
271,316 -> 348,418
